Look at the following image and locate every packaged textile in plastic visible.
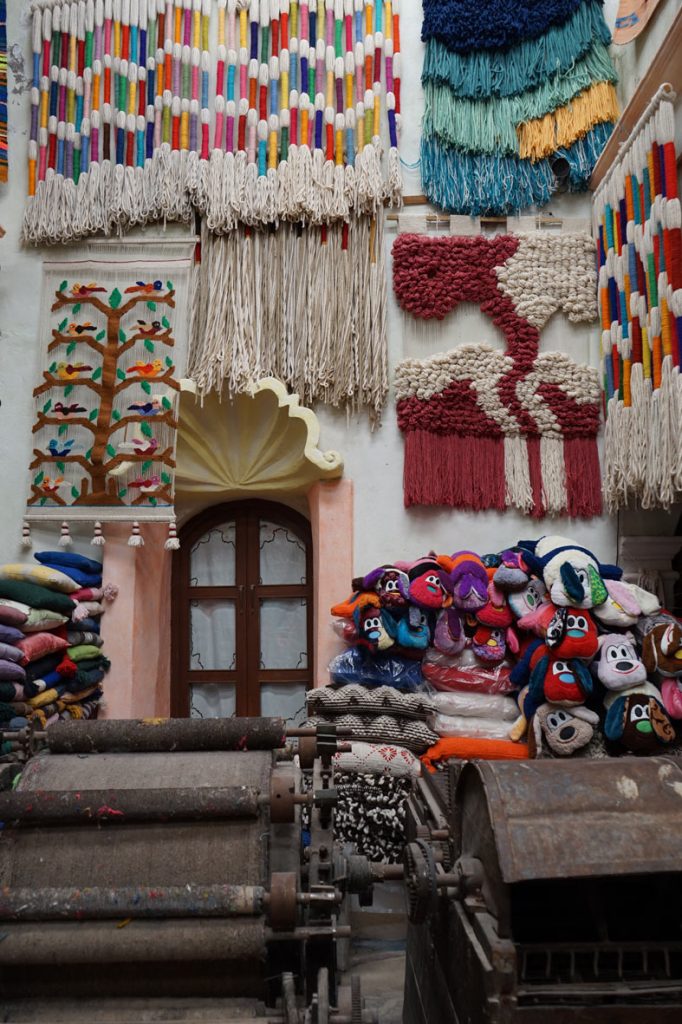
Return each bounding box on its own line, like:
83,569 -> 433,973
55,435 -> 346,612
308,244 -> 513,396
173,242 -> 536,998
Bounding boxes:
422,647 -> 515,694
328,646 -> 425,691
429,688 -> 518,721
429,712 -> 516,740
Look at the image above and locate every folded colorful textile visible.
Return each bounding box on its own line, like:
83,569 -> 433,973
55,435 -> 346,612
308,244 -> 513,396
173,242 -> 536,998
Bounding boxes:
66,631 -> 104,648
332,742 -> 422,778
17,632 -> 69,666
307,684 -> 435,721
430,689 -> 519,720
35,551 -> 103,575
0,604 -> 28,627
0,641 -> 23,664
0,563 -> 79,594
67,644 -> 106,663
65,617 -> 100,634
328,647 -> 425,691
430,711 -> 516,740
421,736 -> 530,770
0,580 -> 75,615
307,714 -> 438,754
37,563 -> 103,589
0,624 -> 24,645
0,660 -> 26,683
0,682 -> 24,702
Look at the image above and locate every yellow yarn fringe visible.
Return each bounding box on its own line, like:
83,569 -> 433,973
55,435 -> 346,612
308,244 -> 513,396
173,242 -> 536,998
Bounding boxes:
517,81 -> 619,161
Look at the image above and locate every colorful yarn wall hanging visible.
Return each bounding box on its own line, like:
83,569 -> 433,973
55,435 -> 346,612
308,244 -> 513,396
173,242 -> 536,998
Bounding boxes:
420,0 -> 618,215
24,245 -> 193,548
0,1 -> 6,183
593,91 -> 682,512
393,232 -> 602,518
189,213 -> 388,418
23,0 -> 402,245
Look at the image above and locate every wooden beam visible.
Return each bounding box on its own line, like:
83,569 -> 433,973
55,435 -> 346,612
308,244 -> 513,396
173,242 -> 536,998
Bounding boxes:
590,5 -> 682,189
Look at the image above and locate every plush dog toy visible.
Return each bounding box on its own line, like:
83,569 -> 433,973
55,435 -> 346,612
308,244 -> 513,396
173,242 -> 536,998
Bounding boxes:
529,703 -> 600,757
471,625 -> 507,663
604,682 -> 675,754
640,616 -> 682,719
433,608 -> 467,655
436,551 -> 489,611
592,633 -> 647,691
353,605 -> 395,653
544,607 -> 599,661
508,577 -> 548,623
351,565 -> 410,608
394,558 -> 451,610
492,549 -> 530,591
593,580 -> 661,628
518,535 -> 621,608
512,640 -> 593,712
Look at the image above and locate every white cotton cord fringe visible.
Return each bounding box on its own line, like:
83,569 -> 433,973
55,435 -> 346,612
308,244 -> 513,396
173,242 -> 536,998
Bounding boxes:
540,435 -> 568,514
128,520 -> 144,547
58,520 -> 73,548
91,521 -> 106,545
503,436 -> 534,513
187,214 -> 389,422
21,520 -> 33,550
165,518 -> 180,549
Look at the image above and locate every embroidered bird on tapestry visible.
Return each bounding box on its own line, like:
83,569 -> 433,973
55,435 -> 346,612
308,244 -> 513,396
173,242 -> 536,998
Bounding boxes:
67,322 -> 96,336
47,438 -> 75,457
127,398 -> 162,416
128,475 -> 161,491
125,280 -> 163,295
70,283 -> 106,296
56,361 -> 93,380
53,401 -> 87,418
126,359 -> 163,378
136,320 -> 162,336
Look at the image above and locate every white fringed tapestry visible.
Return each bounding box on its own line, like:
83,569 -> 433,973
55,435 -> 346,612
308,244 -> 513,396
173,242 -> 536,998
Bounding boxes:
25,243 -> 193,547
593,89 -> 682,512
23,0 -> 401,244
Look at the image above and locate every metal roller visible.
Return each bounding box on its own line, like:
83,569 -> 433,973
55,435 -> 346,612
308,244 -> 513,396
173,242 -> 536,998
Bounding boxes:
44,717 -> 288,753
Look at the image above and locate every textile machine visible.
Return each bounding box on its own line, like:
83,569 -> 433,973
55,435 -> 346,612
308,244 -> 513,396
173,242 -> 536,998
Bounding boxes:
0,716 -> 397,1022
402,757 -> 682,1023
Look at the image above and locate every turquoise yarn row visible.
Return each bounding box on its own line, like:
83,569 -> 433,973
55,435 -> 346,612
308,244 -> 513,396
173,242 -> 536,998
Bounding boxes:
422,41 -> 616,156
420,121 -> 614,216
422,0 -> 611,99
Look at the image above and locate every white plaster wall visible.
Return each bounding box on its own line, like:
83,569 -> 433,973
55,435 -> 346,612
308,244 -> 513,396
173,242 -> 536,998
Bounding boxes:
0,0 -> 677,574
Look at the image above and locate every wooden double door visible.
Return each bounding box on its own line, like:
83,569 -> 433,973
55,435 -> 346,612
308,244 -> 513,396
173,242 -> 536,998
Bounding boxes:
171,500 -> 313,720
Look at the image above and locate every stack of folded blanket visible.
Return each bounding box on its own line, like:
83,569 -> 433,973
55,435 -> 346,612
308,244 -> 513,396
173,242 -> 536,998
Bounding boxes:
0,551 -> 114,752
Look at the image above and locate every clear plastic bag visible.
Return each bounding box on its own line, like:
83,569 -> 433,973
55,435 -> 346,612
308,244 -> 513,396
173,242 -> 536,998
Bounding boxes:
429,688 -> 518,721
422,646 -> 516,694
429,711 -> 516,741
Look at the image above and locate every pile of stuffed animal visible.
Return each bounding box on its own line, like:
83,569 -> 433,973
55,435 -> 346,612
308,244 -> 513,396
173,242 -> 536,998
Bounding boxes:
329,536 -> 682,760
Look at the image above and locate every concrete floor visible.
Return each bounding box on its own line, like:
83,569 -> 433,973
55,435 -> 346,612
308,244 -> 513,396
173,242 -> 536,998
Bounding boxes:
347,882 -> 407,1024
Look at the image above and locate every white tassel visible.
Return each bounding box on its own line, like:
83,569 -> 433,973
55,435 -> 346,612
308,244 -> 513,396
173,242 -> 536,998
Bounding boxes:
59,521 -> 73,548
21,520 -> 32,551
128,520 -> 144,547
91,521 -> 106,546
165,519 -> 180,550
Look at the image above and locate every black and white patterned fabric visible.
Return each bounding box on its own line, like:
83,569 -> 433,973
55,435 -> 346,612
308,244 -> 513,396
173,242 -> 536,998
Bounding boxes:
307,684 -> 435,720
306,713 -> 438,753
333,771 -> 412,864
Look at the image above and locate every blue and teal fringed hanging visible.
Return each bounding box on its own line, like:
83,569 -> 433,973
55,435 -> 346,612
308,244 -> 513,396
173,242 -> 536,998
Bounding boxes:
420,0 -> 619,214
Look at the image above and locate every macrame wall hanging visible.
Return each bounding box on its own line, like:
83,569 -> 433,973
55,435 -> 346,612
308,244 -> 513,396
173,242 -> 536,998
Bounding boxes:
24,243 -> 193,549
420,0 -> 619,215
593,89 -> 682,512
393,232 -> 602,518
23,0 -> 401,244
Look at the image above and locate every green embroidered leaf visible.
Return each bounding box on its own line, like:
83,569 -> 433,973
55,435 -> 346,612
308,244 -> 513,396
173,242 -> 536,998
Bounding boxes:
49,361 -> 57,373
106,444 -> 116,458
42,399 -> 52,414
141,380 -> 151,395
71,485 -> 80,499
96,330 -> 105,341
161,471 -> 171,485
59,280 -> 68,293
85,448 -> 92,460
111,409 -> 121,421
166,280 -> 173,291
142,460 -> 152,473
147,301 -> 157,311
91,366 -> 102,381
58,424 -> 68,437
141,421 -> 153,438
63,384 -> 74,397
161,316 -> 170,329
144,339 -> 155,353
119,329 -> 126,342
58,318 -> 68,332
72,303 -> 81,315
165,357 -> 173,368
88,408 -> 98,421
34,471 -> 44,486
109,287 -> 122,309
39,496 -> 47,506
66,341 -> 77,356
116,368 -> 126,381
56,461 -> 65,473
149,496 -> 158,506
161,396 -> 172,410
118,487 -> 128,499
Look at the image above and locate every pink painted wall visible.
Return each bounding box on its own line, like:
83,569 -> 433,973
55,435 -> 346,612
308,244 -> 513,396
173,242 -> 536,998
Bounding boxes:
100,523 -> 171,718
100,482 -> 352,716
308,479 -> 353,688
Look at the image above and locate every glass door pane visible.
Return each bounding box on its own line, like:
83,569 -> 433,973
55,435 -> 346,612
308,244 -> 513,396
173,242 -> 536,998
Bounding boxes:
260,599 -> 308,669
190,683 -> 237,719
190,523 -> 236,586
259,520 -> 307,584
261,683 -> 307,724
190,600 -> 237,670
